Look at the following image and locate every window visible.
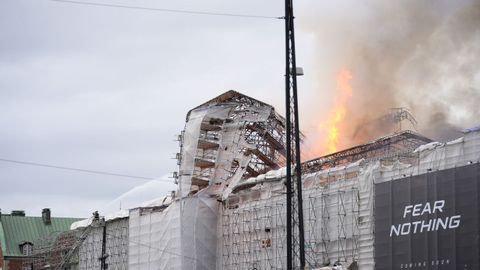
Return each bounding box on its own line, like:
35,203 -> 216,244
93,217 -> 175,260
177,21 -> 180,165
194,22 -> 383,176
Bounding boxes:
20,243 -> 33,256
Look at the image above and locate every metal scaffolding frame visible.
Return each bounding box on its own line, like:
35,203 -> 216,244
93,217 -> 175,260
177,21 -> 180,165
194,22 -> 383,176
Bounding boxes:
24,230 -> 81,270
302,130 -> 433,174
221,167 -> 363,269
220,131 -> 430,269
222,194 -> 288,270
176,90 -> 287,195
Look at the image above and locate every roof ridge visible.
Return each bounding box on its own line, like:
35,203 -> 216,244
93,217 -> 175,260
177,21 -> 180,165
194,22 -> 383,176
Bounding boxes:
0,215 -> 81,257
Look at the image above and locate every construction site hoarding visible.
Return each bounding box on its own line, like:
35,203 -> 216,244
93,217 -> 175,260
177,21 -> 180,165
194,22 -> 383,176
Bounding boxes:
374,163 -> 480,270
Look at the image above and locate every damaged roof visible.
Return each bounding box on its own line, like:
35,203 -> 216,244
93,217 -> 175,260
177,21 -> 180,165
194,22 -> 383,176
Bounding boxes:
186,90 -> 282,120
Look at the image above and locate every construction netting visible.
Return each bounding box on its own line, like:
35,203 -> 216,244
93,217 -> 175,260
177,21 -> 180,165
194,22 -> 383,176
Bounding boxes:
219,160 -> 377,269
79,218 -> 129,270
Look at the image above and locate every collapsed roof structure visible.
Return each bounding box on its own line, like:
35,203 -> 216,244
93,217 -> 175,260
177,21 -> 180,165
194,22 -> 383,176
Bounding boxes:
176,90 -> 287,198
302,130 -> 432,173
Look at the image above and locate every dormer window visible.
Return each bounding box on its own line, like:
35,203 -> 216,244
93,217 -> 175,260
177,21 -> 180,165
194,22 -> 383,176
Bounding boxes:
19,242 -> 33,256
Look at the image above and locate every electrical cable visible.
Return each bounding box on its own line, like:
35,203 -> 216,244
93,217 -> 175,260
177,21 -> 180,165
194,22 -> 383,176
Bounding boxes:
0,157 -> 166,181
47,0 -> 283,19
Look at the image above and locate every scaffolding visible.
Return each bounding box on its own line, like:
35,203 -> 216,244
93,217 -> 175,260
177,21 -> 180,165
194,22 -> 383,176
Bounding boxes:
60,128 -> 480,270
221,161 -> 363,269
176,90 -> 287,196
77,217 -> 129,270
42,213 -> 130,270
25,229 -> 81,270
302,130 -> 432,174
221,188 -> 287,270
38,87 -> 480,270
220,130 -> 432,269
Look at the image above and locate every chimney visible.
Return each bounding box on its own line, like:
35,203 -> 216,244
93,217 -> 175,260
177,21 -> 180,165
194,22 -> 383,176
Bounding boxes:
42,208 -> 51,225
11,210 -> 25,216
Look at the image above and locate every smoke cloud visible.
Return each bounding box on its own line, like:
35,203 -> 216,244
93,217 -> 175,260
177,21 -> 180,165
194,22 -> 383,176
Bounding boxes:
300,0 -> 480,156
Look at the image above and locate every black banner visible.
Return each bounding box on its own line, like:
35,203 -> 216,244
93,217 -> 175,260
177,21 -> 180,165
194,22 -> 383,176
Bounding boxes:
374,163 -> 480,270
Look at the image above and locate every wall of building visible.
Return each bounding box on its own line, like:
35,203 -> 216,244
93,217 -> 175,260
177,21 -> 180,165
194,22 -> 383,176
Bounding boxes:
373,131 -> 480,270
375,163 -> 480,270
3,258 -> 25,270
219,130 -> 480,270
68,129 -> 480,270
0,243 -> 3,270
219,160 -> 376,269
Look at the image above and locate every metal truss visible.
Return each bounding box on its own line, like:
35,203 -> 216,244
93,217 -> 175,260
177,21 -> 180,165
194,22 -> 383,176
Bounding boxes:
302,130 -> 432,174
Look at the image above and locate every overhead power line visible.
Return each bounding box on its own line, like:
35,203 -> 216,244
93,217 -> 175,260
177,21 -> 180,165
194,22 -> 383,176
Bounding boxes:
0,157 -> 160,181
47,0 -> 282,19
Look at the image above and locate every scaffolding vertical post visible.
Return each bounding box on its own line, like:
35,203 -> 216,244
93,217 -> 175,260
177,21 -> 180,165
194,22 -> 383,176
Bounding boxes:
100,222 -> 108,270
284,0 -> 293,265
284,0 -> 305,268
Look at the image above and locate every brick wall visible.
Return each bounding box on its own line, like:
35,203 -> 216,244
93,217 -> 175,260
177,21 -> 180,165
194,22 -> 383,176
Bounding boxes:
4,258 -> 29,270
0,246 -> 3,270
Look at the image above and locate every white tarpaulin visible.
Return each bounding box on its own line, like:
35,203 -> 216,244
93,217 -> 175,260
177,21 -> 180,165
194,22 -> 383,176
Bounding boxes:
128,191 -> 218,270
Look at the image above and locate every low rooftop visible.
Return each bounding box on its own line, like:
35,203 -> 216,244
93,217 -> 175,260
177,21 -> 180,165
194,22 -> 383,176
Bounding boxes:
0,210 -> 81,257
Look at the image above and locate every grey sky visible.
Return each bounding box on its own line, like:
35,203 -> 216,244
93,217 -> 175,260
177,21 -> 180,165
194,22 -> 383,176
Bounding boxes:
0,0 -> 291,217
1,0 -> 479,218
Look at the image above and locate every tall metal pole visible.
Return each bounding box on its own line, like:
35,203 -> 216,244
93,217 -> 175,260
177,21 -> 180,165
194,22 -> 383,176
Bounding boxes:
284,0 -> 293,265
100,222 -> 108,270
284,0 -> 305,268
290,5 -> 306,268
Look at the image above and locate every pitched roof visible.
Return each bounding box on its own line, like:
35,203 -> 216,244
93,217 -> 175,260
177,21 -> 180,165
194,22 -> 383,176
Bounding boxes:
186,90 -> 277,120
0,214 -> 81,257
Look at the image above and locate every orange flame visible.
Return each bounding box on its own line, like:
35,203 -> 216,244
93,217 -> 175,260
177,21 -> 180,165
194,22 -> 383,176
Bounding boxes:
322,69 -> 353,154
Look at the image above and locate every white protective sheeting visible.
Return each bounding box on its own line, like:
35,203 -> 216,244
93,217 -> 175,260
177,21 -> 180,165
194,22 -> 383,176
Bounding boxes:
74,123 -> 480,270
71,210 -> 129,230
71,195 -> 174,230
129,202 -> 182,269
71,216 -> 95,230
180,193 -> 219,270
381,131 -> 480,181
219,130 -> 480,269
178,108 -> 212,197
128,192 -> 219,270
220,160 -> 372,269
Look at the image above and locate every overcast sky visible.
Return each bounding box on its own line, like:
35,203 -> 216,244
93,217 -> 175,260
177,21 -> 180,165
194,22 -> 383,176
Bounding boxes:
0,0 -> 298,217
1,0 -> 478,218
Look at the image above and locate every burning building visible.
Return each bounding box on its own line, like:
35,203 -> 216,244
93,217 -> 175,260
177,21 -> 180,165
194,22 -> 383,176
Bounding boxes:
64,90 -> 479,270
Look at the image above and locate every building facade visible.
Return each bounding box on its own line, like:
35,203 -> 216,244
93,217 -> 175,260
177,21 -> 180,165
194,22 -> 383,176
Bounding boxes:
66,91 -> 480,269
0,209 -> 80,270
